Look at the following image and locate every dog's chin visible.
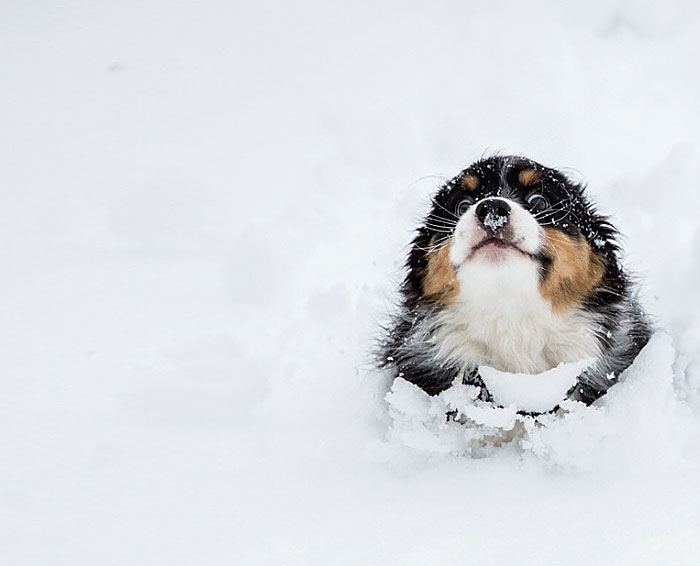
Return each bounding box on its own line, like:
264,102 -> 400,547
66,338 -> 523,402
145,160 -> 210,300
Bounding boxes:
467,237 -> 534,263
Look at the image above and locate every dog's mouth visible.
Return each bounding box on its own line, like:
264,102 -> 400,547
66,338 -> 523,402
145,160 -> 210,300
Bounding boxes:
469,237 -> 535,260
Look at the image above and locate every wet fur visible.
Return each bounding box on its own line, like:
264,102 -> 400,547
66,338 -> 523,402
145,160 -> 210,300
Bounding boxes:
379,155 -> 651,405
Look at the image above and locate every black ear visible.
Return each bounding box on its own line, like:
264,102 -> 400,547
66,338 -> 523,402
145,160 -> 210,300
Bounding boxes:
580,189 -> 622,258
577,189 -> 631,313
400,228 -> 431,308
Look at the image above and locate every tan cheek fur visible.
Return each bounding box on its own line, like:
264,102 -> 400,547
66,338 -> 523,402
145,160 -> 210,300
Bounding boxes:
540,227 -> 605,313
422,241 -> 459,303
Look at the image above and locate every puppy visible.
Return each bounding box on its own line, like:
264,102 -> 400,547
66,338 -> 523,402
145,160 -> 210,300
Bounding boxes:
380,155 -> 651,405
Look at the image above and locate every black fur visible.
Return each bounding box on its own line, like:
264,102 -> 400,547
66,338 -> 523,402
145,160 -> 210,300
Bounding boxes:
379,155 -> 651,406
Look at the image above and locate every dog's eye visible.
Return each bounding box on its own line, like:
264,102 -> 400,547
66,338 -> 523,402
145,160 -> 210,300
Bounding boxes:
526,193 -> 549,213
455,197 -> 475,216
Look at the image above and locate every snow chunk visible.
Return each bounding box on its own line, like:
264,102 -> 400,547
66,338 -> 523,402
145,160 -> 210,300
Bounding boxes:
479,358 -> 594,413
385,333 -> 696,472
483,210 -> 507,231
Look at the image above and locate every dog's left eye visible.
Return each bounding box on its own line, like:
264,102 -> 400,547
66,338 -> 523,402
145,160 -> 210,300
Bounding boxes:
526,193 -> 549,213
455,197 -> 475,216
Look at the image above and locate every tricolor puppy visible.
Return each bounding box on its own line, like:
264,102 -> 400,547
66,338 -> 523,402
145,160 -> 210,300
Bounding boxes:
380,155 -> 651,405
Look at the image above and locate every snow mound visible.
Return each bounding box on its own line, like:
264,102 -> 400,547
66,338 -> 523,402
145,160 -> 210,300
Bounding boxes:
386,332 -> 698,470
479,358 -> 594,413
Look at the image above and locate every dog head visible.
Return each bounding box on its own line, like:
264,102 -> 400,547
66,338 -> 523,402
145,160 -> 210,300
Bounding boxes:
411,155 -> 621,315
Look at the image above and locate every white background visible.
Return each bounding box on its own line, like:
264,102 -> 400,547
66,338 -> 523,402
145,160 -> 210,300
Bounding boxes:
2,1 -> 700,564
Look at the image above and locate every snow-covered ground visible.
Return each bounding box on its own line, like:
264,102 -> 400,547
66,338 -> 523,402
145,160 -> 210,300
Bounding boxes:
2,1 -> 700,564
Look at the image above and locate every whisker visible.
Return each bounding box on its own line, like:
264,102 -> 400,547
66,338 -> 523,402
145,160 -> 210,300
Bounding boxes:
424,215 -> 458,226
430,199 -> 461,221
422,222 -> 457,233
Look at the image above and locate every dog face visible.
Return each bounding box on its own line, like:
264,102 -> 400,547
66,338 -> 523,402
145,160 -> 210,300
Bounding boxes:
417,156 -> 614,315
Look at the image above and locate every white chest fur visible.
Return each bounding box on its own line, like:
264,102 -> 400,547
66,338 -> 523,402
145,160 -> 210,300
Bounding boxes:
429,253 -> 602,374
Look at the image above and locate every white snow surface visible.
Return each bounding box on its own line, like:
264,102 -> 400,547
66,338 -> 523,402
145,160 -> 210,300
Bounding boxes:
2,1 -> 700,565
387,334 -> 693,466
479,358 -> 594,412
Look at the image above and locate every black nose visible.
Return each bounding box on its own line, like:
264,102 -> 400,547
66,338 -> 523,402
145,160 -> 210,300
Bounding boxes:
475,198 -> 511,231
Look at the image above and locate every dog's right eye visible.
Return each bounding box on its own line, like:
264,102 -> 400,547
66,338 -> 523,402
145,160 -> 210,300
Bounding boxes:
456,198 -> 474,216
526,193 -> 550,213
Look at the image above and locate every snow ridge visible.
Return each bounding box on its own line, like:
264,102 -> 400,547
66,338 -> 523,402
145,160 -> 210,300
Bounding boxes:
385,333 -> 697,470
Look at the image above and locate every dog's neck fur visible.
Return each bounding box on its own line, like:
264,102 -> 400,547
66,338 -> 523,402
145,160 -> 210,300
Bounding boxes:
428,255 -> 602,374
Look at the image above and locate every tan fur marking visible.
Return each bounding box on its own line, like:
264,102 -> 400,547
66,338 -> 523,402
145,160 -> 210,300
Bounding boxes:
460,174 -> 479,191
423,242 -> 459,303
518,169 -> 540,186
539,228 -> 605,313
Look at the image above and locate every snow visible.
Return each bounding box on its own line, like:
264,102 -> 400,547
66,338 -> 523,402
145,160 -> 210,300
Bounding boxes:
479,357 -> 594,412
2,1 -> 700,565
386,333 -> 695,470
482,210 -> 508,231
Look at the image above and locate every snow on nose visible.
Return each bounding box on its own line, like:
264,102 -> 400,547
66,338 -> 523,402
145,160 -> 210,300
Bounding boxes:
483,210 -> 508,231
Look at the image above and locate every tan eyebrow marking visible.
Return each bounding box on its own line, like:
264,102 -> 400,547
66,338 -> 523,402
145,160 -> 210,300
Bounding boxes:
518,169 -> 540,186
460,174 -> 479,191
